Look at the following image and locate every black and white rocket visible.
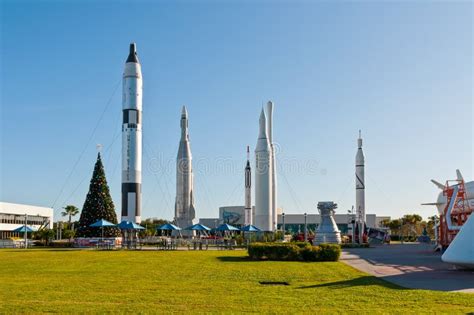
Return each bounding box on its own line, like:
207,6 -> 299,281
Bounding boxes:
175,106 -> 196,229
244,146 -> 252,226
121,43 -> 142,223
355,130 -> 365,242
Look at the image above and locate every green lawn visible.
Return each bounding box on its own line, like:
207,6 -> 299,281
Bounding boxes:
0,249 -> 473,313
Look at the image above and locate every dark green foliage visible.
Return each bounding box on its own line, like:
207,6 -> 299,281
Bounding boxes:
76,153 -> 120,238
317,243 -> 341,261
300,246 -> 321,261
248,243 -> 301,261
248,242 -> 341,262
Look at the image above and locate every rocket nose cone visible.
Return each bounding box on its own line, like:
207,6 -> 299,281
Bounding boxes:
181,106 -> 188,117
126,43 -> 139,63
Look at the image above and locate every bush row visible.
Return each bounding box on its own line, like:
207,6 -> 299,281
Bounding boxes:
248,242 -> 341,262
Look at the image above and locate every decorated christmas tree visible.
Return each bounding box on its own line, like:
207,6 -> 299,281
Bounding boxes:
76,153 -> 121,237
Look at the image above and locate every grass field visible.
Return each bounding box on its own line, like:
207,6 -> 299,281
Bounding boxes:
1,249 -> 473,313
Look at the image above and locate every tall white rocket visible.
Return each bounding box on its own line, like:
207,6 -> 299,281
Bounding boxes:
355,130 -> 365,242
244,146 -> 252,226
175,106 -> 196,228
267,101 -> 277,230
121,43 -> 142,223
255,109 -> 273,231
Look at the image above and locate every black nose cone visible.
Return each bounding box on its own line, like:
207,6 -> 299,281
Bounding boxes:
126,43 -> 139,63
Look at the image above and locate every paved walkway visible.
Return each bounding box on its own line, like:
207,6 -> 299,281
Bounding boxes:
341,243 -> 474,293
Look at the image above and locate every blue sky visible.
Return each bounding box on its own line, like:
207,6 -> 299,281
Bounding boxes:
1,0 -> 472,222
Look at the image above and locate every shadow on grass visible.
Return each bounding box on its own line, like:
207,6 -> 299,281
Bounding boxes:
216,256 -> 255,262
297,276 -> 406,290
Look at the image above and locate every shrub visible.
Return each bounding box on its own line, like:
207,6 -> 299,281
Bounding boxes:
317,244 -> 341,261
300,246 -> 321,261
248,243 -> 300,261
248,242 -> 341,262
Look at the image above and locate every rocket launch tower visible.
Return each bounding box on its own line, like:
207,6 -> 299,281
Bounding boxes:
121,43 -> 142,224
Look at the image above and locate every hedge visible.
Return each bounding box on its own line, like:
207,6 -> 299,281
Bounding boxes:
248,242 -> 341,262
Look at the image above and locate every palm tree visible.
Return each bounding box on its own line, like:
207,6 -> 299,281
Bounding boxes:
62,205 -> 79,230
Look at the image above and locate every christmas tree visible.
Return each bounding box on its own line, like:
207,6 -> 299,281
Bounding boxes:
76,153 -> 121,237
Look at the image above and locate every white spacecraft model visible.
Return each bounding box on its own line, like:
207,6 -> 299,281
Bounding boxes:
441,213 -> 474,268
424,170 -> 474,268
174,106 -> 196,230
254,101 -> 278,232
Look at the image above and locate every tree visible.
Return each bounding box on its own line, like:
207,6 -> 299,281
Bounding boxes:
76,153 -> 121,238
62,205 -> 79,229
35,229 -> 55,246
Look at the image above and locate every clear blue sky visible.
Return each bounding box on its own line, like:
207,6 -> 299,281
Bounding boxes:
1,0 -> 472,222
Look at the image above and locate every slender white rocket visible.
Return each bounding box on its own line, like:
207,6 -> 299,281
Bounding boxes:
122,43 -> 142,223
266,101 -> 277,231
355,130 -> 365,242
175,106 -> 196,229
255,109 -> 272,231
244,146 -> 252,226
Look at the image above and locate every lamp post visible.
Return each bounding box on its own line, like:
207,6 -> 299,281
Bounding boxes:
282,212 -> 286,241
24,213 -> 28,249
304,212 -> 308,242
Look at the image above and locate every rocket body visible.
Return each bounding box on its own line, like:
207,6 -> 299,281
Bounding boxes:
121,43 -> 142,223
266,101 -> 278,230
175,106 -> 196,229
355,131 -> 365,242
255,109 -> 273,231
244,146 -> 252,226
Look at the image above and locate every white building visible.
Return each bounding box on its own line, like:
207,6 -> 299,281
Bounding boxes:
277,213 -> 389,234
0,202 -> 53,239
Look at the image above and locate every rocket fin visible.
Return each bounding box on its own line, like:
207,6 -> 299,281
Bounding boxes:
456,169 -> 464,181
431,179 -> 446,190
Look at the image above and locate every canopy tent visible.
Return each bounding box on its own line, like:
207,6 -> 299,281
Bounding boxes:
215,223 -> 239,232
185,223 -> 211,231
13,225 -> 35,249
156,223 -> 182,238
156,223 -> 181,231
13,226 -> 35,233
241,225 -> 261,232
185,223 -> 211,239
89,219 -> 116,244
117,220 -> 145,230
116,220 -> 144,249
90,219 -> 116,228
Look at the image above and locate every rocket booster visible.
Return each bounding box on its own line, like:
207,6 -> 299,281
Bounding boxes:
255,109 -> 272,231
266,101 -> 277,230
175,106 -> 196,226
121,43 -> 142,223
355,130 -> 365,242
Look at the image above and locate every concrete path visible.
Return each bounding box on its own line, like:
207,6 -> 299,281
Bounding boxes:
341,243 -> 474,293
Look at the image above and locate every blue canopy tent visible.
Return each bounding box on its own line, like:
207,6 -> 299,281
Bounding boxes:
156,223 -> 181,237
13,225 -> 35,249
117,220 -> 145,230
185,223 -> 211,239
241,225 -> 261,245
215,223 -> 239,231
185,223 -> 211,231
156,223 -> 181,231
116,220 -> 144,249
241,225 -> 261,232
13,226 -> 35,233
89,219 -> 116,243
